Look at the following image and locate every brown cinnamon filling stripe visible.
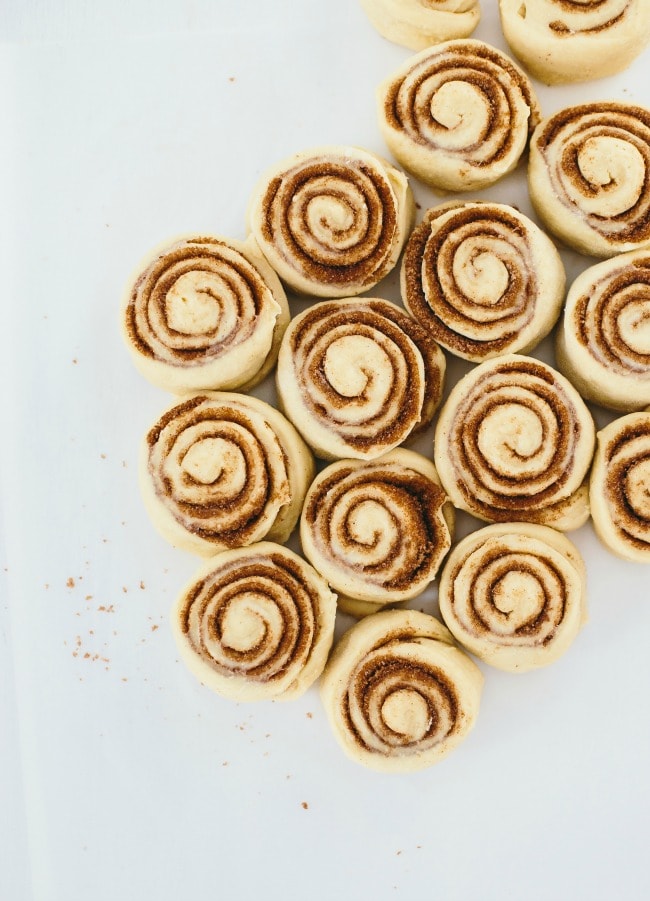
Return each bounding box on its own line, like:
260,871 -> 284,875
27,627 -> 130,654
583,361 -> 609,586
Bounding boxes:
549,2 -> 628,34
604,423 -> 650,548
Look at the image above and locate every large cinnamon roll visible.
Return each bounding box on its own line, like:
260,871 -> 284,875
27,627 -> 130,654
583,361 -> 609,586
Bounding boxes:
276,297 -> 446,461
529,103 -> 650,258
173,542 -> 337,702
122,235 -> 289,394
360,0 -> 480,51
377,40 -> 540,192
320,609 -> 483,772
499,0 -> 650,85
439,523 -> 587,672
401,201 -> 565,362
590,412 -> 650,562
140,392 -> 314,556
247,146 -> 414,297
300,449 -> 454,617
434,355 -> 596,531
556,251 -> 650,412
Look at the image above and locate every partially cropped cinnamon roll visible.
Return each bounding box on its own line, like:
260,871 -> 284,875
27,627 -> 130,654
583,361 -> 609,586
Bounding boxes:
247,146 -> 414,297
360,0 -> 480,50
377,40 -> 540,192
320,609 -> 483,772
300,449 -> 454,617
401,201 -> 565,362
590,412 -> 650,563
439,523 -> 587,672
434,355 -> 596,531
122,235 -> 289,394
276,297 -> 446,460
173,542 -> 337,702
556,251 -> 650,412
499,0 -> 650,85
140,393 -> 314,556
529,103 -> 650,258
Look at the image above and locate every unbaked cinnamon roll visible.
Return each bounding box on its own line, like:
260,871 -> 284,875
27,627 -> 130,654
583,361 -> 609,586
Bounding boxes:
247,146 -> 414,297
140,392 -> 314,556
276,297 -> 446,460
529,103 -> 650,258
439,523 -> 587,672
556,251 -> 650,412
401,201 -> 565,362
590,412 -> 650,562
320,609 -> 483,772
377,40 -> 540,192
300,449 -> 454,617
499,0 -> 650,85
173,542 -> 337,702
122,235 -> 289,394
434,355 -> 595,530
360,0 -> 480,50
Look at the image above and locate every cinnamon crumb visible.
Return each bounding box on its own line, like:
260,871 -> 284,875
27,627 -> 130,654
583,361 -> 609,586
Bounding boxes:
122,587 -> 127,593
67,577 -> 75,588
140,581 -> 146,590
151,624 -> 159,632
301,802 -> 309,810
306,712 -> 313,719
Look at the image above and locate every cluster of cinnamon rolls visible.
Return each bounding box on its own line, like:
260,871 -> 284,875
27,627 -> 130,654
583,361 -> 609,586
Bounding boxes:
120,10 -> 650,773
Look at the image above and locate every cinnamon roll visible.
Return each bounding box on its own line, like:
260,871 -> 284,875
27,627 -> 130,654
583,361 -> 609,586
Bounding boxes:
173,542 -> 337,702
122,235 -> 289,394
276,297 -> 446,460
401,201 -> 565,362
300,449 -> 454,617
556,251 -> 650,412
529,103 -> 650,258
320,609 -> 483,772
140,392 -> 314,556
499,0 -> 650,85
247,146 -> 414,297
434,355 -> 596,531
360,0 -> 480,50
439,523 -> 587,672
590,412 -> 650,562
377,40 -> 540,192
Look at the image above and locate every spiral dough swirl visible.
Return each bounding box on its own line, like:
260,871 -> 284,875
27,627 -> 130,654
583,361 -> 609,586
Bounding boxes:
359,0 -> 480,51
247,146 -> 414,297
529,103 -> 650,258
590,412 -> 650,563
320,610 -> 483,772
276,297 -> 446,460
556,251 -> 650,412
140,392 -> 314,556
401,201 -> 565,362
434,355 -> 596,531
499,0 -> 650,85
378,39 -> 540,192
122,235 -> 289,393
173,543 -> 337,702
300,449 -> 453,616
439,523 -> 587,672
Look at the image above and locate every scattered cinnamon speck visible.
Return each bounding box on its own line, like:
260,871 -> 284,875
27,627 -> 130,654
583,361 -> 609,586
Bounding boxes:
98,604 -> 115,613
222,761 -> 229,767
396,850 -> 402,856
151,624 -> 159,632
140,581 -> 146,590
121,677 -> 128,682
228,76 -> 236,82
72,358 -> 78,365
122,460 -> 128,468
306,712 -> 313,719
67,577 -> 75,588
122,587 -> 128,594
301,802 -> 309,810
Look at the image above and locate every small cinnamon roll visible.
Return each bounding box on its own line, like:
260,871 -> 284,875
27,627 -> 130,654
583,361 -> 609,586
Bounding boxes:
140,392 -> 314,556
434,355 -> 596,531
556,251 -> 650,413
360,0 -> 480,51
377,40 -> 540,192
590,412 -> 650,562
439,523 -> 587,672
276,297 -> 445,461
320,609 -> 483,772
247,146 -> 414,297
122,235 -> 289,393
401,201 -> 565,362
499,0 -> 650,85
529,103 -> 650,258
300,449 -> 454,617
173,542 -> 337,702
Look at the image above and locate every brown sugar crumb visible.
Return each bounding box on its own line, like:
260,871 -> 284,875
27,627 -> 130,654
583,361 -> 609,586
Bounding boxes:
122,587 -> 128,594
140,581 -> 146,590
85,594 -> 93,601
98,604 -> 115,613
151,624 -> 159,632
306,712 -> 313,719
301,802 -> 309,810
67,577 -> 75,588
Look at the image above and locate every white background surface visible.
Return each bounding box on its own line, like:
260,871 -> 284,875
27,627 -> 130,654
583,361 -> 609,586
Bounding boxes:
2,2 -> 650,899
